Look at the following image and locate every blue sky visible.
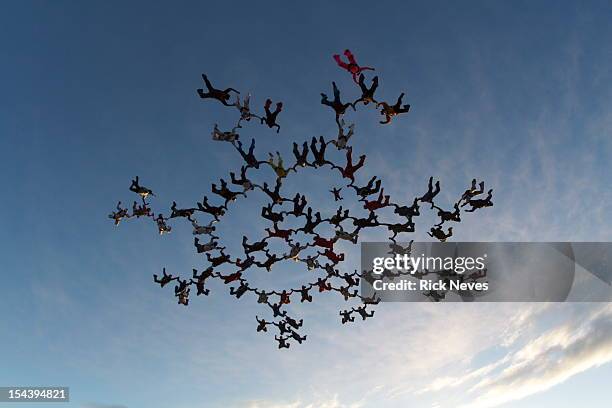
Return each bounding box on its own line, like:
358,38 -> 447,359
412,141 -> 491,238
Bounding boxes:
1,1 -> 612,407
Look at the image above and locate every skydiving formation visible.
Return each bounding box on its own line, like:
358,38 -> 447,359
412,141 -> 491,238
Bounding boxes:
109,49 -> 493,349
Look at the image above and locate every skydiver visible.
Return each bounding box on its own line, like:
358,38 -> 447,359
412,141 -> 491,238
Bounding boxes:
230,281 -> 249,299
335,228 -> 358,244
153,267 -> 178,288
261,203 -> 284,223
363,189 -> 390,211
292,141 -> 310,168
394,198 -> 420,219
230,166 -> 254,192
288,330 -> 307,344
261,179 -> 284,204
338,285 -> 358,301
242,235 -> 268,254
432,203 -> 461,226
256,250 -> 280,272
333,49 -> 374,83
352,305 -> 375,320
460,179 -> 485,203
313,236 -> 335,251
170,201 -> 196,221
194,236 -> 219,253
197,196 -> 226,220
267,151 -> 288,179
256,316 -> 269,332
275,335 -> 290,349
340,147 -> 366,182
155,214 -> 172,235
301,207 -> 322,234
352,176 -> 381,198
192,219 -> 216,236
428,226 -> 453,242
377,92 -> 410,124
462,189 -> 493,212
330,207 -> 351,227
299,285 -> 313,302
290,193 -> 307,216
321,248 -> 345,264
279,290 -> 291,305
418,177 -> 441,205
220,271 -> 242,284
265,223 -> 292,240
212,178 -> 244,205
235,93 -> 257,122
108,201 -> 130,226
321,81 -> 355,120
191,267 -> 213,296
236,256 -> 256,271
354,74 -> 379,105
257,291 -> 269,304
211,124 -> 239,142
132,201 -> 152,218
361,293 -> 382,305
310,135 -> 329,167
174,278 -> 190,306
305,256 -> 319,270
340,310 -> 355,324
332,119 -> 355,150
235,138 -> 260,169
283,247 -> 305,265
352,212 -> 379,229
316,277 -> 332,292
261,99 -> 283,133
342,272 -> 359,287
270,302 -> 287,318
388,221 -> 415,240
129,176 -> 155,198
196,74 -> 239,106
284,316 -> 303,330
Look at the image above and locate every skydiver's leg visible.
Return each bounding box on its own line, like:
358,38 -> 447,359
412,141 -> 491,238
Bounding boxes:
433,181 -> 440,195
334,54 -> 349,69
344,49 -> 356,65
395,93 -> 405,109
321,94 -> 332,107
248,138 -> 255,155
372,76 -> 379,89
355,154 -> 366,169
358,74 -> 367,93
398,104 -> 411,113
202,74 -> 213,91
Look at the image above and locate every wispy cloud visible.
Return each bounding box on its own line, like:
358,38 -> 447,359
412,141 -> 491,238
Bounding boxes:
467,306 -> 612,407
412,304 -> 612,408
